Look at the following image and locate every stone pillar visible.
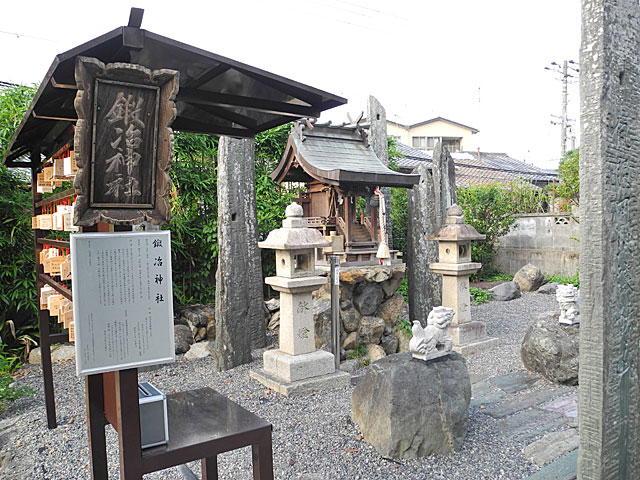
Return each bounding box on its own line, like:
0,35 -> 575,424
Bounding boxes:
214,136 -> 266,371
407,164 -> 441,327
367,95 -> 392,248
579,1 -> 640,477
432,142 -> 457,227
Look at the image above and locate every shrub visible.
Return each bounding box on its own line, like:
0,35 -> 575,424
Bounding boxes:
457,183 -> 515,275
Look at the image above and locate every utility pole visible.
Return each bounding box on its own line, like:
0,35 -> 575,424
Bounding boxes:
546,60 -> 578,159
561,60 -> 568,157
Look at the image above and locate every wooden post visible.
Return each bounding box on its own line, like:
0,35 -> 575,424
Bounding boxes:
31,151 -> 59,430
86,374 -> 108,478
116,368 -> 143,479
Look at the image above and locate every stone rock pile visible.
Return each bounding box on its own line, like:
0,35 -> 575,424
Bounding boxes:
173,304 -> 215,355
264,266 -> 410,363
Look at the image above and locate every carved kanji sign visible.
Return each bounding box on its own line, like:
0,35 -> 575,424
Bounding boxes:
74,57 -> 179,226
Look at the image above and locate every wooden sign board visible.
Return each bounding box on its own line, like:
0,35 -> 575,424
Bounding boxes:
73,57 -> 178,227
71,231 -> 174,376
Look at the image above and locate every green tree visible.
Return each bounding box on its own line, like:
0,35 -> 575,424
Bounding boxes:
0,85 -> 38,361
457,184 -> 515,276
0,84 -> 36,161
388,137 -> 409,257
169,132 -> 219,304
254,124 -> 297,279
554,149 -> 579,209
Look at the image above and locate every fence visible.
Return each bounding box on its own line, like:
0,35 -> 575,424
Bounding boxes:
495,213 -> 579,277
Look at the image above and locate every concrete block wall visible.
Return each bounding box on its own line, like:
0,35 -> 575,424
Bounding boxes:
495,214 -> 579,276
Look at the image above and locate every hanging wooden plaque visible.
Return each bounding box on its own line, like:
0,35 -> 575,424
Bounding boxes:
73,57 -> 179,226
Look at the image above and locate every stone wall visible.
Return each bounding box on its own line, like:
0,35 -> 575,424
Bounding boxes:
495,213 -> 579,276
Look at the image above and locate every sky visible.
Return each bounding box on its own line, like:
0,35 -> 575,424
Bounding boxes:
0,0 -> 581,170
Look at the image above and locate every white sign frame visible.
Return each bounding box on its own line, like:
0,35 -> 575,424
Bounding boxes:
71,231 -> 175,376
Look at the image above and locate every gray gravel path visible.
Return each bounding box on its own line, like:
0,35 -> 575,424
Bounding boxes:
0,291 -> 577,480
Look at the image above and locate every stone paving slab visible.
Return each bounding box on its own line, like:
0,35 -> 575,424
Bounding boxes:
540,394 -> 578,418
485,389 -> 561,419
515,417 -> 572,443
525,449 -> 578,480
489,371 -> 542,393
495,408 -> 563,439
470,381 -> 505,408
522,429 -> 579,466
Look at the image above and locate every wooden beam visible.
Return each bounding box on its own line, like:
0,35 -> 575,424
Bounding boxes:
236,67 -> 321,106
50,78 -> 78,90
39,274 -> 72,301
178,88 -> 321,118
32,111 -> 77,122
172,117 -> 255,137
184,64 -> 231,89
191,103 -> 259,130
128,7 -> 144,28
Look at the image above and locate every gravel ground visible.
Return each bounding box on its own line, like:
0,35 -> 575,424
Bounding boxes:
0,291 -> 577,480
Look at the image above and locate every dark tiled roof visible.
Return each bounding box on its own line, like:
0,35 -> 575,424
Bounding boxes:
393,143 -> 558,187
272,124 -> 420,188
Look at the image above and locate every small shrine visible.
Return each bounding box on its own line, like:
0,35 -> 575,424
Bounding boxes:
271,120 -> 420,265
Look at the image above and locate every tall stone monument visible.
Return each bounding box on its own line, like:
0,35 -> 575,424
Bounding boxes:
432,142 -> 457,227
367,95 -> 393,248
407,164 -> 441,326
579,0 -> 640,477
250,203 -> 350,396
427,205 -> 498,354
215,136 -> 266,371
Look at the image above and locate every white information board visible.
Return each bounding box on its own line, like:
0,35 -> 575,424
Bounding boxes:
71,231 -> 175,376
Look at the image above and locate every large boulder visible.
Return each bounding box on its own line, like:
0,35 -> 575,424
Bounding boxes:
353,283 -> 384,316
489,281 -> 522,301
521,312 -> 579,385
537,282 -> 559,295
513,264 -> 546,292
352,352 -> 471,459
376,293 -> 407,327
174,325 -> 194,354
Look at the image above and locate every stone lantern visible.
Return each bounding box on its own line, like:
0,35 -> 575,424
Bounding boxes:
427,204 -> 498,354
250,203 -> 350,396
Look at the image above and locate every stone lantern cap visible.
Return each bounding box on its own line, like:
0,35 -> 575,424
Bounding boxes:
258,202 -> 330,250
426,205 -> 486,242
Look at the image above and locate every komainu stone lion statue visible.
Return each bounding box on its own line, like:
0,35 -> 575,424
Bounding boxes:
409,306 -> 454,361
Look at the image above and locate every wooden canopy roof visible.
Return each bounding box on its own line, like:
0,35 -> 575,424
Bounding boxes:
271,121 -> 420,189
3,9 -> 346,166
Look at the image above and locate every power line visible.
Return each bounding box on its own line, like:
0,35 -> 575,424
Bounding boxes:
0,29 -> 57,43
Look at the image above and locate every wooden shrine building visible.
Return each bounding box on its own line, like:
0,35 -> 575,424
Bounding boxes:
272,120 -> 420,265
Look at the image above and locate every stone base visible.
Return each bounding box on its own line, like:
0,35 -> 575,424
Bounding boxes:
249,368 -> 350,397
447,321 -> 488,345
412,350 -> 451,362
262,349 -> 335,382
559,319 -> 580,326
453,336 -> 500,356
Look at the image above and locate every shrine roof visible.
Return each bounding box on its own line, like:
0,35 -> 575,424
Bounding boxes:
271,122 -> 420,188
3,9 -> 346,166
